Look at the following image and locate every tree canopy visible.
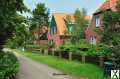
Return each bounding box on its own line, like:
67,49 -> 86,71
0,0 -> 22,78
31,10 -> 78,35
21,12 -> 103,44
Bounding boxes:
6,16 -> 30,49
102,0 -> 120,68
72,8 -> 88,44
0,0 -> 27,51
30,3 -> 49,30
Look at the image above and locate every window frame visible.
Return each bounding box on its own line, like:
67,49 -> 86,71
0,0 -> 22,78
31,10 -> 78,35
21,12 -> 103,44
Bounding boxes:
95,16 -> 101,27
90,36 -> 96,45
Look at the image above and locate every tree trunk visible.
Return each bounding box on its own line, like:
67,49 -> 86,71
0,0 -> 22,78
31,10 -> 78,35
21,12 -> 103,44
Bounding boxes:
59,52 -> 62,58
52,49 -> 54,56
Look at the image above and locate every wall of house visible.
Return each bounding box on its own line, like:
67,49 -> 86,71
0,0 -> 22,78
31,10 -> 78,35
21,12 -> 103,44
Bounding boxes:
85,14 -> 103,44
48,16 -> 62,47
32,26 -> 48,45
33,40 -> 48,45
85,0 -> 118,44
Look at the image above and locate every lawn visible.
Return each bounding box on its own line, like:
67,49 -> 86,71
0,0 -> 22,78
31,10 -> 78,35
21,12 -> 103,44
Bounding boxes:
15,49 -> 106,79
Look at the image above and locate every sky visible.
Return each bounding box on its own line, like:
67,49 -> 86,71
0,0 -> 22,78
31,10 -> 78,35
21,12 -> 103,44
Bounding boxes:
23,0 -> 105,16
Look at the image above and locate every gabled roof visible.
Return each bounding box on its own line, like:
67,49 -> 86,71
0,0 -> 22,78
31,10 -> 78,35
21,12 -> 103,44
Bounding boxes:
95,0 -> 117,14
52,13 -> 91,35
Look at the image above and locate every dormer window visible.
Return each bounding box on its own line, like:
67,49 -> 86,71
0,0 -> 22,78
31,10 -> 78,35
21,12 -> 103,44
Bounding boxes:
96,16 -> 100,27
67,23 -> 75,34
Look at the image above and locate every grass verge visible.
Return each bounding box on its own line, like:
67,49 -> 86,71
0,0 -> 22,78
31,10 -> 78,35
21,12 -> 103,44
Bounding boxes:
15,49 -> 106,79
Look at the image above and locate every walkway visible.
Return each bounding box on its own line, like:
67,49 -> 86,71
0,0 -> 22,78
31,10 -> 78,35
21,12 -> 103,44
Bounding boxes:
14,52 -> 72,79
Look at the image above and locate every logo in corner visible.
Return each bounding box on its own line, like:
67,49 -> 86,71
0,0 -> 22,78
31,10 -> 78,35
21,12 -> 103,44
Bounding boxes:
111,70 -> 119,79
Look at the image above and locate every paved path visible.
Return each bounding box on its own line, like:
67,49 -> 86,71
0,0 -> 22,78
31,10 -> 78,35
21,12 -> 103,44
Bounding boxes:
14,52 -> 73,79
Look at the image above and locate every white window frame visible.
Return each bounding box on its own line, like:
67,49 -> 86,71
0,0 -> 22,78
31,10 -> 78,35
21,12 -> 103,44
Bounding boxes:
96,16 -> 100,27
53,26 -> 57,34
90,36 -> 96,45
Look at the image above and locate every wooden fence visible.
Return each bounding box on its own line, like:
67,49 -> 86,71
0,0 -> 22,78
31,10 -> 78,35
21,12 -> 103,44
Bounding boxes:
27,48 -> 108,67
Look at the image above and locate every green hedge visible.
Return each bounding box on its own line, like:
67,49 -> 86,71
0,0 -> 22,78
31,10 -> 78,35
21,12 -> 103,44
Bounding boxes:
59,43 -> 109,56
0,52 -> 19,79
87,44 -> 109,56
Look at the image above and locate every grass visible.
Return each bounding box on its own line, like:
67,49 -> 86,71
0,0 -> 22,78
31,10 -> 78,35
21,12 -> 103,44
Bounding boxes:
15,49 -> 107,79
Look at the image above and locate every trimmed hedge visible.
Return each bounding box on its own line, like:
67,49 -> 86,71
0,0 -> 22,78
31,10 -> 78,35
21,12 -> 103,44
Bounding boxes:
0,52 -> 19,79
59,43 -> 109,56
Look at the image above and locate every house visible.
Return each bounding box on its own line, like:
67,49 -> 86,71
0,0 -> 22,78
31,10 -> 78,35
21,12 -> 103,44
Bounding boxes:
85,0 -> 118,45
32,26 -> 48,45
48,13 -> 91,47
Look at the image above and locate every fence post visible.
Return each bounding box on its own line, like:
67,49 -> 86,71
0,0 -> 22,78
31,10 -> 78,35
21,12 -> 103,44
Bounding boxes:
42,49 -> 45,54
44,49 -> 48,55
82,55 -> 85,63
52,49 -> 54,56
69,52 -> 72,61
99,56 -> 104,67
39,49 -> 41,53
59,51 -> 62,58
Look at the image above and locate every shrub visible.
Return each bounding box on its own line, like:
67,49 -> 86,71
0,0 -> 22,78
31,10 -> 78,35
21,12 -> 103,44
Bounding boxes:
0,52 -> 19,79
88,44 -> 108,56
59,39 -> 108,56
108,45 -> 120,68
59,44 -> 77,52
77,40 -> 90,54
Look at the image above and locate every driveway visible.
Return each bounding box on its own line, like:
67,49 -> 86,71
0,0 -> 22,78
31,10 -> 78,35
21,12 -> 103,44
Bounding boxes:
14,52 -> 73,79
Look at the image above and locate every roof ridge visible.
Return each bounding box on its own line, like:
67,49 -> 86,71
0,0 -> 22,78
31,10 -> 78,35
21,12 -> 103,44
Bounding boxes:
94,0 -> 117,14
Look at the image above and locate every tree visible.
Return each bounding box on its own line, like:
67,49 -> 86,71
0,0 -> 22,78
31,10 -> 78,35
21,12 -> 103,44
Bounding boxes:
30,3 -> 49,42
64,15 -> 73,35
102,1 -> 120,68
6,16 -> 30,49
30,3 -> 49,30
72,8 -> 88,44
0,0 -> 27,51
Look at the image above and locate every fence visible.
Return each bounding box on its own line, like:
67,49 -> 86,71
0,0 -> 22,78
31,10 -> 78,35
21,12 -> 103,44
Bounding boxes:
27,48 -> 108,67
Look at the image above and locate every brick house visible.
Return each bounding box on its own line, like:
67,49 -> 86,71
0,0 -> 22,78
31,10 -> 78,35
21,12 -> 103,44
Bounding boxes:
85,0 -> 118,45
48,13 -> 91,47
32,26 -> 48,45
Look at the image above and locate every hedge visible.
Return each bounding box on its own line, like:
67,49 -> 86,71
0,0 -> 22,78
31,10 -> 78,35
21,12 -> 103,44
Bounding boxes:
0,52 -> 19,79
59,43 -> 109,56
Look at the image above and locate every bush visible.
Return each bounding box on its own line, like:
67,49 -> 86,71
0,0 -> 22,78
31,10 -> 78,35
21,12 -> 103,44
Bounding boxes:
108,45 -> 120,68
76,40 -> 91,55
59,42 -> 108,56
88,44 -> 108,56
59,44 -> 77,52
0,52 -> 19,79
59,39 -> 90,55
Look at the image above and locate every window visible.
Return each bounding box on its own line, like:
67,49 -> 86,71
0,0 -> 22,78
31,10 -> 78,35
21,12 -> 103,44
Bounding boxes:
53,26 -> 57,34
69,26 -> 72,32
50,26 -> 57,35
90,36 -> 96,45
67,23 -> 74,34
96,16 -> 100,27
